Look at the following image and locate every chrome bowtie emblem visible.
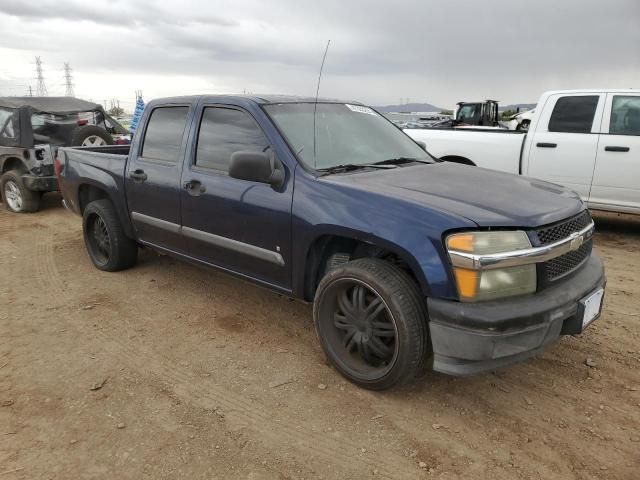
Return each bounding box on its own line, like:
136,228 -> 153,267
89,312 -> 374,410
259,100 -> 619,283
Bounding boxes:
569,232 -> 584,251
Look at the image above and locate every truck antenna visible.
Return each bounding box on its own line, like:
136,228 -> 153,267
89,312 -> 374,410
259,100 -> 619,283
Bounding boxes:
313,40 -> 331,167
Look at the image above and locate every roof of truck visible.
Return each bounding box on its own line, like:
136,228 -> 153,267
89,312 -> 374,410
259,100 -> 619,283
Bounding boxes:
0,96 -> 104,113
541,89 -> 639,95
147,94 -> 363,106
251,94 -> 361,104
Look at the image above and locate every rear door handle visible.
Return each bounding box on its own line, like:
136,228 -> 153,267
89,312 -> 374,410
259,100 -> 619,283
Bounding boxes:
130,169 -> 147,182
604,146 -> 630,152
536,142 -> 557,148
183,180 -> 206,196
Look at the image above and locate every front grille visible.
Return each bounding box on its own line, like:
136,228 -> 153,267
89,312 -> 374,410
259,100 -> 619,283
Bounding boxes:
535,210 -> 592,246
533,210 -> 594,285
544,239 -> 592,281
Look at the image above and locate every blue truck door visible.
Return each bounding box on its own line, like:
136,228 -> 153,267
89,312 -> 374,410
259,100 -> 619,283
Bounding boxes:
180,104 -> 293,291
125,104 -> 192,252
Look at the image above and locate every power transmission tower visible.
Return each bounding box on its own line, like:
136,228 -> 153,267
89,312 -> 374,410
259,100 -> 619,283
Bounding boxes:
64,62 -> 74,97
35,56 -> 48,96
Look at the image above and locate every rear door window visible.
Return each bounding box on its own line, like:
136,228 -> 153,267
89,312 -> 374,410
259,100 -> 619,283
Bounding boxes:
548,96 -> 599,133
141,107 -> 189,163
609,95 -> 640,136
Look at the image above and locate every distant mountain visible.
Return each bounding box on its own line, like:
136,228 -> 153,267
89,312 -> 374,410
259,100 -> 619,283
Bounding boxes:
499,103 -> 537,112
375,102 -> 537,114
375,102 -> 442,113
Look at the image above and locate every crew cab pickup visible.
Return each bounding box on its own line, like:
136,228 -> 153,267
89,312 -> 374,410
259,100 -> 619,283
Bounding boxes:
57,95 -> 605,390
406,89 -> 640,215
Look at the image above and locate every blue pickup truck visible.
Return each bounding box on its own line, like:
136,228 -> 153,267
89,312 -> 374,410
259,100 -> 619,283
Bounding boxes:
56,95 -> 606,390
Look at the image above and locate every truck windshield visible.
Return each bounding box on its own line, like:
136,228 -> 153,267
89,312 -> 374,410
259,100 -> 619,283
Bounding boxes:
263,103 -> 433,170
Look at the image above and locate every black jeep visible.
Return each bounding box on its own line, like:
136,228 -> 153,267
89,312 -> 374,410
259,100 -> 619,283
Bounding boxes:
0,97 -> 127,213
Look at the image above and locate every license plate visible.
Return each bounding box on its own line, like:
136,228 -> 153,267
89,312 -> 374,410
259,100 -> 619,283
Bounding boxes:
582,288 -> 604,329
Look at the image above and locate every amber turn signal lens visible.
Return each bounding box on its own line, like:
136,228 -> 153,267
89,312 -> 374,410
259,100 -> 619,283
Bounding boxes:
446,234 -> 475,252
452,267 -> 479,299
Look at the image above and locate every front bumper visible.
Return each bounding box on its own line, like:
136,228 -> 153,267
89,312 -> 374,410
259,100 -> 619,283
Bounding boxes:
427,254 -> 605,376
22,174 -> 58,192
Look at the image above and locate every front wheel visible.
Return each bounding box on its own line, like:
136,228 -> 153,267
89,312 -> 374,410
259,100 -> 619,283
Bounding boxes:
313,258 -> 430,390
82,199 -> 138,271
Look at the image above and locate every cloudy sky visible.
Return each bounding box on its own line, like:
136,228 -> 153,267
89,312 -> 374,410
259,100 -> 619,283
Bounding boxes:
0,0 -> 638,110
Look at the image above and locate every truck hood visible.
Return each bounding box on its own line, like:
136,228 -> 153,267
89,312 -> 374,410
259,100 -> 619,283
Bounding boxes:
322,162 -> 584,228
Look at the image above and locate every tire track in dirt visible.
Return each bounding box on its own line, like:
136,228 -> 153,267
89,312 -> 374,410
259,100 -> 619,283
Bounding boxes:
0,211 -> 17,320
31,223 -> 423,480
0,210 -> 19,260
35,226 -> 65,297
0,210 -> 25,476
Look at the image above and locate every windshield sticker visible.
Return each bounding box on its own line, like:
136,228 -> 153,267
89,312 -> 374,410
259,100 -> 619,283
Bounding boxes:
345,104 -> 377,116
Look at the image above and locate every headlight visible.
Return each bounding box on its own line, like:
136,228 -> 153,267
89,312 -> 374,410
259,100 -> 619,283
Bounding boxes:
446,231 -> 536,302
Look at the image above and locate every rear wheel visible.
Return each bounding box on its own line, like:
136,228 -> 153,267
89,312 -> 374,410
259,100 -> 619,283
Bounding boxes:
82,199 -> 138,271
313,258 -> 429,390
1,170 -> 41,213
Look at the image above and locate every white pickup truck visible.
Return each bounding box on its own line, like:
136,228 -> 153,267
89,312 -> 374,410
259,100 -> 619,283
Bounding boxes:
406,89 -> 640,215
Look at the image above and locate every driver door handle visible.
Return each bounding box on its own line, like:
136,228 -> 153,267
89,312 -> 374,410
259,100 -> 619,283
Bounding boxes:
536,142 -> 557,148
183,180 -> 206,196
130,169 -> 147,182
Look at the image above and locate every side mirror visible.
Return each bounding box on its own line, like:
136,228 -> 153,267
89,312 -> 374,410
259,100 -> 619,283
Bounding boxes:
416,140 -> 427,150
229,151 -> 284,188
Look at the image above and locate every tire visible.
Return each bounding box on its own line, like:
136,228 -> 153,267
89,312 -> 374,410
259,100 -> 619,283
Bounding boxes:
1,170 -> 42,213
82,199 -> 138,271
321,251 -> 351,278
71,125 -> 114,147
313,258 -> 430,390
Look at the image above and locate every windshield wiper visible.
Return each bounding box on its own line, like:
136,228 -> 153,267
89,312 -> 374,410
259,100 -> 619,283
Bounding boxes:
317,163 -> 397,175
372,157 -> 432,166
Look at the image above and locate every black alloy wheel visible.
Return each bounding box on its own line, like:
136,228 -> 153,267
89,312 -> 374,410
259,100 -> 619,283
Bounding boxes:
82,199 -> 138,272
87,213 -> 112,266
328,278 -> 399,376
314,258 -> 429,390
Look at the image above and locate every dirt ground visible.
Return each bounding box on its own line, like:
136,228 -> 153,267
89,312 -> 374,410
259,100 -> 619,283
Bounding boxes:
1,194 -> 638,480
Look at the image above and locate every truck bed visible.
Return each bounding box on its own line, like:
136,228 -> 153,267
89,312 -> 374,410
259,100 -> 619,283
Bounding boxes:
68,144 -> 131,155
57,145 -> 132,231
405,128 -> 527,175
60,146 -> 129,183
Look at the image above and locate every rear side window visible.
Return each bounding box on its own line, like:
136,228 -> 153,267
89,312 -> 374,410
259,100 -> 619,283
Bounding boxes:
195,107 -> 270,173
0,108 -> 17,140
30,111 -> 109,146
610,95 -> 640,136
141,107 -> 189,162
548,96 -> 599,133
